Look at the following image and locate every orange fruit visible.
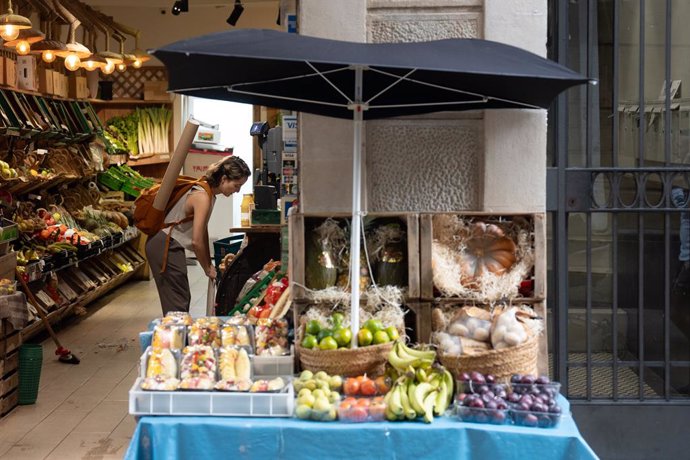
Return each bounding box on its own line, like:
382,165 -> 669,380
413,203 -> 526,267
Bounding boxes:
343,378 -> 360,396
355,398 -> 370,407
374,376 -> 391,394
360,378 -> 378,396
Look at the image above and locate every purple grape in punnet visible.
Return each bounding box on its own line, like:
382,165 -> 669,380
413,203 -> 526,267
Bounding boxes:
477,384 -> 490,394
469,399 -> 485,409
507,393 -> 521,404
521,375 -> 536,385
549,405 -> 562,414
536,375 -> 551,385
523,414 -> 539,427
470,371 -> 486,384
460,372 -> 471,382
496,401 -> 508,410
511,374 -> 523,384
492,411 -> 507,424
485,400 -> 498,410
518,402 -> 531,412
475,412 -> 489,424
486,374 -> 496,384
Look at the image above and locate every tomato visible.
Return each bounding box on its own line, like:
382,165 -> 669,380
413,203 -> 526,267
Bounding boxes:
348,406 -> 368,422
343,378 -> 360,396
360,378 -> 377,396
374,375 -> 391,394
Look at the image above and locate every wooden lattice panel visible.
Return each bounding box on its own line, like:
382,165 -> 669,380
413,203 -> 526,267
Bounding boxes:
101,66 -> 168,100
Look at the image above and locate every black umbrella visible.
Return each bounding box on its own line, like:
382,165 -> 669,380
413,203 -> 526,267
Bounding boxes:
152,29 -> 591,344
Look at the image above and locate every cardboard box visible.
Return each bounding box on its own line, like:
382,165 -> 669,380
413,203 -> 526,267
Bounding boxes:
3,57 -> 16,88
16,55 -> 37,91
143,80 -> 171,101
184,150 -> 232,178
0,252 -> 16,281
38,68 -> 54,94
68,74 -> 88,99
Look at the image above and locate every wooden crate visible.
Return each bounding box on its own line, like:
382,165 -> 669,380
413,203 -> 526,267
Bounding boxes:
0,349 -> 18,377
0,388 -> 18,417
289,212 -> 420,301
406,301 -> 432,344
419,212 -> 546,302
0,370 -> 17,396
0,320 -> 21,356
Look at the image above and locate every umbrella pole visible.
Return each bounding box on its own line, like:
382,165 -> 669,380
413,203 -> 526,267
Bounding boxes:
349,66 -> 364,348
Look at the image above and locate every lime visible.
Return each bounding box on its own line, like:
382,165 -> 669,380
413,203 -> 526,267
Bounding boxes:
306,320 -> 321,336
319,336 -> 338,350
373,330 -> 390,345
384,326 -> 400,341
317,329 -> 333,342
332,327 -> 352,347
357,328 -> 373,347
331,312 -> 345,328
301,334 -> 318,349
363,319 -> 384,334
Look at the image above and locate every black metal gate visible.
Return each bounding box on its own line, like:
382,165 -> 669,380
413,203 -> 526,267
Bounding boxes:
548,1 -> 690,458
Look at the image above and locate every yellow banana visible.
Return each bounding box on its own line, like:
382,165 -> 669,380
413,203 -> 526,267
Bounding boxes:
399,380 -> 417,420
434,380 -> 449,416
413,382 -> 434,417
407,381 -> 423,415
442,369 -> 455,406
423,390 -> 438,423
389,384 -> 404,416
398,341 -> 436,361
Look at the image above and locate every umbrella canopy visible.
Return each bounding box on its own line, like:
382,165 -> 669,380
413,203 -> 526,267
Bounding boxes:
151,29 -> 591,120
152,28 -> 590,347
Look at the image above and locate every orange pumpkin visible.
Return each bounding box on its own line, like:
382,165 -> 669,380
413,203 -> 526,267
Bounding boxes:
459,222 -> 517,284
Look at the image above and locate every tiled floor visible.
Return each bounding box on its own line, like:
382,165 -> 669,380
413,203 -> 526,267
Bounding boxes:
0,264 -> 208,460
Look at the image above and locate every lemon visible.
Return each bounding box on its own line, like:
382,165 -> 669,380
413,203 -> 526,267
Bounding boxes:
319,336 -> 338,350
301,334 -> 318,349
384,326 -> 400,341
373,330 -> 390,345
306,319 -> 321,336
357,328 -> 373,347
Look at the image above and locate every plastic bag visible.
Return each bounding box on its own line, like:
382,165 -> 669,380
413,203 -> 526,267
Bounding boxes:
188,318 -> 222,348
179,345 -> 217,389
447,306 -> 492,342
145,348 -> 178,379
221,324 -> 253,349
152,324 -> 185,350
432,331 -> 463,357
490,306 -> 529,349
255,318 -> 290,356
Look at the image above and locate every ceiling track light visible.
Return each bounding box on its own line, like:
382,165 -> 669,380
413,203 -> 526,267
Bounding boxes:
227,0 -> 244,27
171,0 -> 188,16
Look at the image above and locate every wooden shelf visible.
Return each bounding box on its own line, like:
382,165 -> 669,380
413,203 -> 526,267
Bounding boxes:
89,98 -> 173,106
230,225 -> 283,234
127,153 -> 172,167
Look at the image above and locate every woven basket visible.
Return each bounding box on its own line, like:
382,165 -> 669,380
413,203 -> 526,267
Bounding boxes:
297,342 -> 393,377
438,335 -> 538,383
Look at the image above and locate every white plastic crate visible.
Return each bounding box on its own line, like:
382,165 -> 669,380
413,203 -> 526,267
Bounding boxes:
253,353 -> 294,377
128,378 -> 294,417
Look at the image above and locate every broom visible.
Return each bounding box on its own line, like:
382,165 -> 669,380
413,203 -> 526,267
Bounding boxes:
16,270 -> 80,364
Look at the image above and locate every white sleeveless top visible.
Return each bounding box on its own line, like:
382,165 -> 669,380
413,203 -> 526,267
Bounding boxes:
162,185 -> 216,251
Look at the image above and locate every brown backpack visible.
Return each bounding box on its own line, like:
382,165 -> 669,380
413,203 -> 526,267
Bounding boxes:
133,176 -> 213,272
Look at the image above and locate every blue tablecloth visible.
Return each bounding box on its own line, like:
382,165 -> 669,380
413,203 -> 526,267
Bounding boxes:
125,396 -> 597,460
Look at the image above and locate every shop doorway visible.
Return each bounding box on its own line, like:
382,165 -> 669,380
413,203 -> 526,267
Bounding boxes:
184,97 -> 254,242
548,1 -> 690,457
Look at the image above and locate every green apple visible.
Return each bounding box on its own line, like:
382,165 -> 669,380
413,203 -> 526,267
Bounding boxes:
300,370 -> 314,381
295,404 -> 312,419
314,371 -> 329,381
297,394 -> 315,408
328,391 -> 340,404
298,388 -> 312,399
312,389 -> 326,400
312,396 -> 331,413
328,375 -> 343,390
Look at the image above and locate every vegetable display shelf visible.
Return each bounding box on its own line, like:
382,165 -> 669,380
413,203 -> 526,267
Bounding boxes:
20,257 -> 146,341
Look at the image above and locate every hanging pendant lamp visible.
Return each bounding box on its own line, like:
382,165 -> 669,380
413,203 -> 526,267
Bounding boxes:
4,28 -> 45,56
0,0 -> 32,42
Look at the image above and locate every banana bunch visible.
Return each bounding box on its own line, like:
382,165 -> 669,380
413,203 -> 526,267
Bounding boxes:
384,341 -> 454,423
46,242 -> 77,253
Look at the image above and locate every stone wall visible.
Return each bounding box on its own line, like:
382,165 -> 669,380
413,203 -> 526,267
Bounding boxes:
298,0 -> 547,213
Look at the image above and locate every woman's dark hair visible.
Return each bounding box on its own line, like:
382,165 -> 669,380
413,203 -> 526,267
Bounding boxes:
205,156 -> 251,187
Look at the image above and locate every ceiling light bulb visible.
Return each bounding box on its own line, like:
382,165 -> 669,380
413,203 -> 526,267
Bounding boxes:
42,50 -> 56,63
132,58 -> 142,69
1,25 -> 19,41
117,63 -> 126,72
64,53 -> 81,71
83,59 -> 98,71
15,40 -> 30,56
102,61 -> 115,75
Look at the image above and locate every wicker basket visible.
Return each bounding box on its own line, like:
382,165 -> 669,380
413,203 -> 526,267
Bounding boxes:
297,342 -> 394,377
438,335 -> 538,383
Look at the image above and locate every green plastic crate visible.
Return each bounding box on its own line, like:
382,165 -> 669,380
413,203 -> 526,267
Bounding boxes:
0,218 -> 18,243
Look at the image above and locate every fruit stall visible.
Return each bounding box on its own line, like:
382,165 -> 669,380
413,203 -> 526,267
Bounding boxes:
123,210 -> 597,459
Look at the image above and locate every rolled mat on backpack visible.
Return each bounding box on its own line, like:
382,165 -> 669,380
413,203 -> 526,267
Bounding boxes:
152,119 -> 200,211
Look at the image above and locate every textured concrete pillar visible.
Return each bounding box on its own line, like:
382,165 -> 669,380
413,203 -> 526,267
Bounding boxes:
483,0 -> 547,213
298,0 -> 367,212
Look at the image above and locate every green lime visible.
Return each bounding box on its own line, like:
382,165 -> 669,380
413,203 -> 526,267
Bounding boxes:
373,330 -> 390,345
301,334 -> 318,349
384,326 -> 400,341
306,320 -> 321,336
331,312 -> 345,328
332,327 -> 352,347
317,329 -> 333,342
364,319 -> 384,334
357,328 -> 373,347
319,336 -> 338,350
